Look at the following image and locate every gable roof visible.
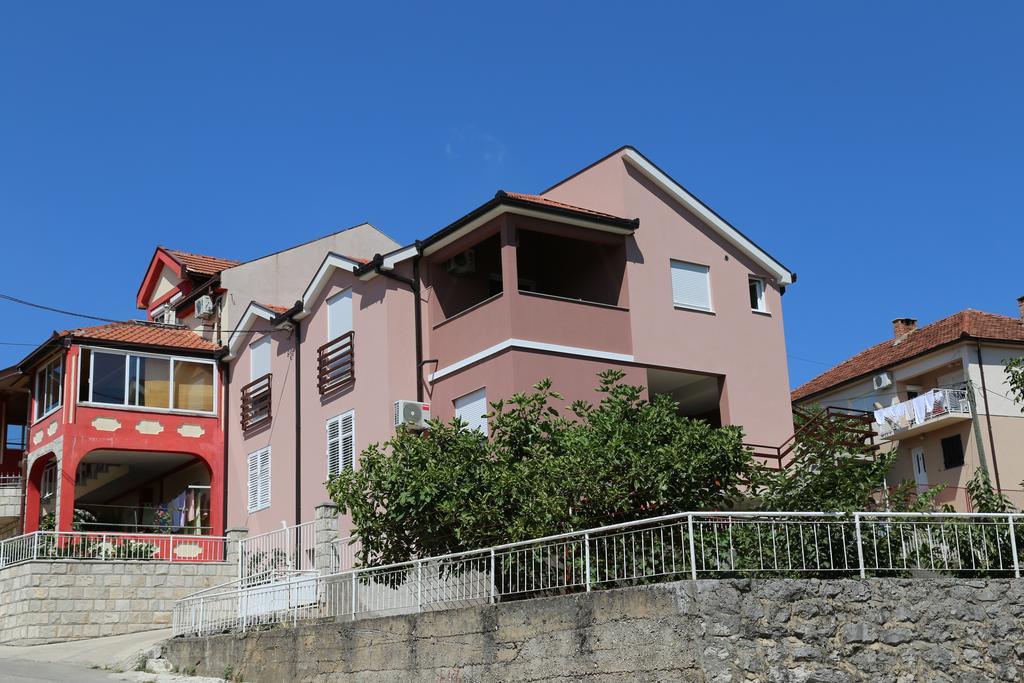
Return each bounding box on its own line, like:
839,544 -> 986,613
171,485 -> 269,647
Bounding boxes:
164,248 -> 241,277
223,302 -> 294,360
792,310 -> 1024,402
543,146 -> 796,286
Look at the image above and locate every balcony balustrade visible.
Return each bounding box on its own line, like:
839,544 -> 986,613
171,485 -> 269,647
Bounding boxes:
875,388 -> 971,440
240,374 -> 272,431
318,331 -> 355,396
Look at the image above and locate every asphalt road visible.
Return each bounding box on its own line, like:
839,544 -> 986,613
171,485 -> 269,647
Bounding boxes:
0,658 -> 121,682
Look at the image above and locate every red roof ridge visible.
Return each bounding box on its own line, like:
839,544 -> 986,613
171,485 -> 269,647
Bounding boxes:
164,247 -> 241,277
54,320 -> 219,353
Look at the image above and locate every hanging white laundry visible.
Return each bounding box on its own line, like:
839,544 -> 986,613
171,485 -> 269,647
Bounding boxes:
910,391 -> 932,425
875,402 -> 906,427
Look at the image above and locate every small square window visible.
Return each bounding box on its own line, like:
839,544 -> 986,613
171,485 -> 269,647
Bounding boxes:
941,435 -> 965,469
749,278 -> 767,313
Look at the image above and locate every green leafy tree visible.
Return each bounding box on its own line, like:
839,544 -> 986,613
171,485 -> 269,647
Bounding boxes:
327,371 -> 756,567
1005,357 -> 1024,413
755,406 -> 894,511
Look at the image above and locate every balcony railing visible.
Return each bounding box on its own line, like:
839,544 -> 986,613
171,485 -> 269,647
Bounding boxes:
240,374 -> 272,431
318,331 -> 354,396
875,388 -> 970,439
0,475 -> 21,489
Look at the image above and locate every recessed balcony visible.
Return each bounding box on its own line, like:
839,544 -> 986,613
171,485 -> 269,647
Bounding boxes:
875,388 -> 972,441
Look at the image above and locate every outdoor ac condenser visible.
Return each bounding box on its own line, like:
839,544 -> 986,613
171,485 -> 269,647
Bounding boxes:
872,371 -> 893,391
194,295 -> 215,319
394,400 -> 431,430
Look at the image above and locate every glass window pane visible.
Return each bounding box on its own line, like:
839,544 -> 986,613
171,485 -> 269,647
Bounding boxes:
173,361 -> 214,412
129,355 -> 170,408
78,350 -> 91,403
91,352 -> 126,405
45,359 -> 62,412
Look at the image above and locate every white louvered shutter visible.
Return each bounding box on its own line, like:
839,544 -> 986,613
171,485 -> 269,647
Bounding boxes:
247,447 -> 271,512
258,448 -> 271,510
455,388 -> 488,436
327,411 -> 355,477
670,260 -> 711,311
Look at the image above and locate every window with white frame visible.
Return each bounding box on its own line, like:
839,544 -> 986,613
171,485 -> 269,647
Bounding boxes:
327,289 -> 353,341
34,356 -> 63,420
748,277 -> 767,313
454,388 -> 488,436
326,410 -> 355,478
247,447 -> 271,512
78,348 -> 216,413
670,260 -> 712,312
153,304 -> 177,325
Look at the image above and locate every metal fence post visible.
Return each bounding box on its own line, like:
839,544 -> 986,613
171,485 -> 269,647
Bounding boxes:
488,551 -> 495,603
198,598 -> 205,636
687,515 -> 697,581
584,533 -> 591,592
418,561 -> 425,611
1009,515 -> 1020,579
853,513 -> 866,578
32,532 -> 38,561
350,571 -> 357,620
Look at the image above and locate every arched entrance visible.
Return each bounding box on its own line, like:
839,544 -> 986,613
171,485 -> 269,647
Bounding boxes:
24,451 -> 58,532
72,449 -> 214,535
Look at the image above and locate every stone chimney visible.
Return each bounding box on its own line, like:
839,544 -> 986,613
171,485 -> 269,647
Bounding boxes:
1017,296 -> 1024,319
892,318 -> 917,337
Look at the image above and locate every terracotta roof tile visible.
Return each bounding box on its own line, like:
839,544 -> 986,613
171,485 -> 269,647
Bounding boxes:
165,248 -> 241,277
503,192 -> 630,222
58,321 -> 219,352
792,310 -> 1024,402
256,303 -> 290,314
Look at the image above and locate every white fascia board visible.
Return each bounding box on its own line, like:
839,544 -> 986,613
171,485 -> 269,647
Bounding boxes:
224,303 -> 278,360
295,253 -> 362,318
420,206 -> 635,258
430,338 -> 635,381
621,149 -> 794,285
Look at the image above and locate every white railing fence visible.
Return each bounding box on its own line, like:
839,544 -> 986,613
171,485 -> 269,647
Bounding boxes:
173,510 -> 1024,637
328,535 -> 359,574
877,388 -> 970,436
238,522 -> 316,579
0,474 -> 22,489
0,530 -> 228,568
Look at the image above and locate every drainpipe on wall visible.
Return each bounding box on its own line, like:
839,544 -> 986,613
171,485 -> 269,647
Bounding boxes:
221,357 -> 230,534
975,340 -> 1003,494
273,301 -> 306,529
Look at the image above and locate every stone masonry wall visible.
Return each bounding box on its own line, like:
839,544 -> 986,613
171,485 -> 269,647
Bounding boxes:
0,560 -> 236,645
165,578 -> 1024,682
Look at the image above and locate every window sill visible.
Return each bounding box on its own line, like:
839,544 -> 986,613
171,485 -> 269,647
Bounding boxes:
673,304 -> 715,316
77,402 -> 217,418
751,309 -> 772,317
32,406 -> 61,426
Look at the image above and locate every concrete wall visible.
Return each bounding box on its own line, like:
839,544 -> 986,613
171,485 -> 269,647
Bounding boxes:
164,577 -> 1024,682
0,560 -> 235,645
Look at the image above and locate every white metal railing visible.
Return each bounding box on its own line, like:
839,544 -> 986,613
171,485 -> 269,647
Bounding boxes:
0,530 -> 228,568
173,510 -> 1024,637
328,535 -> 359,574
876,388 -> 970,437
0,474 -> 22,489
238,522 -> 316,579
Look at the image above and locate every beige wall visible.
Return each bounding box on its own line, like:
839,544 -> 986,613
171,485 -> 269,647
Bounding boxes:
220,224 -> 399,331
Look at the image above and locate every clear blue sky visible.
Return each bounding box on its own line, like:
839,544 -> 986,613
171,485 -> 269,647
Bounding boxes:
2,2 -> 1021,388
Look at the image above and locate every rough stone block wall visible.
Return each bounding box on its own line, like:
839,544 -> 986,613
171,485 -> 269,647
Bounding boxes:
0,489 -> 21,518
165,578 -> 1024,682
0,560 -> 236,645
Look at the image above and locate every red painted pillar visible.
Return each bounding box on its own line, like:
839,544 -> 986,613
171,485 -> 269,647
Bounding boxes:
207,459 -> 224,537
56,456 -> 77,532
23,460 -> 44,533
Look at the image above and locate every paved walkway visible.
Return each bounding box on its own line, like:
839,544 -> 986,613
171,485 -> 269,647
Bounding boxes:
0,629 -> 225,682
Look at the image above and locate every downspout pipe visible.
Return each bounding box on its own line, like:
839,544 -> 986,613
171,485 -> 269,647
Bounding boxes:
273,301 -> 305,529
357,243 -> 425,401
975,340 -> 1003,493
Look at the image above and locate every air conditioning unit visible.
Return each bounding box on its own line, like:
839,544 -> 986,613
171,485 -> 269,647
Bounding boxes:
445,249 -> 476,275
194,295 -> 215,319
394,400 -> 431,431
872,371 -> 893,391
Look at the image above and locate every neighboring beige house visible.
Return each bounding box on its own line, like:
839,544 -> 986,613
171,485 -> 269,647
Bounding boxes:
792,300 -> 1024,511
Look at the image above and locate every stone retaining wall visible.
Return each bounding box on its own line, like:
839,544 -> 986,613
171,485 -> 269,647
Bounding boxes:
165,578 -> 1024,682
0,560 -> 236,645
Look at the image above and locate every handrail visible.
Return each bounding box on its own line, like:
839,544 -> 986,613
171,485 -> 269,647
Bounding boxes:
745,406 -> 876,469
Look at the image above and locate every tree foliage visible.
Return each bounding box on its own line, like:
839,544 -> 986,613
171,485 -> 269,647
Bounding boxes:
327,370 -> 755,567
1005,357 -> 1024,414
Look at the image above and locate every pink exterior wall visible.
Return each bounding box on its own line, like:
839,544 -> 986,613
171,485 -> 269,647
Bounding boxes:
226,265 -> 417,536
543,150 -> 794,446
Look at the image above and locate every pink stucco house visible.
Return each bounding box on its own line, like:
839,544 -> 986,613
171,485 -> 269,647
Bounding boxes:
206,146 -> 797,535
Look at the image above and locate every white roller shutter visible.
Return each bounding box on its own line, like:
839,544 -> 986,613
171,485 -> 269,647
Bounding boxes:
250,336 -> 271,380
670,260 -> 712,311
327,290 -> 353,341
455,388 -> 488,436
